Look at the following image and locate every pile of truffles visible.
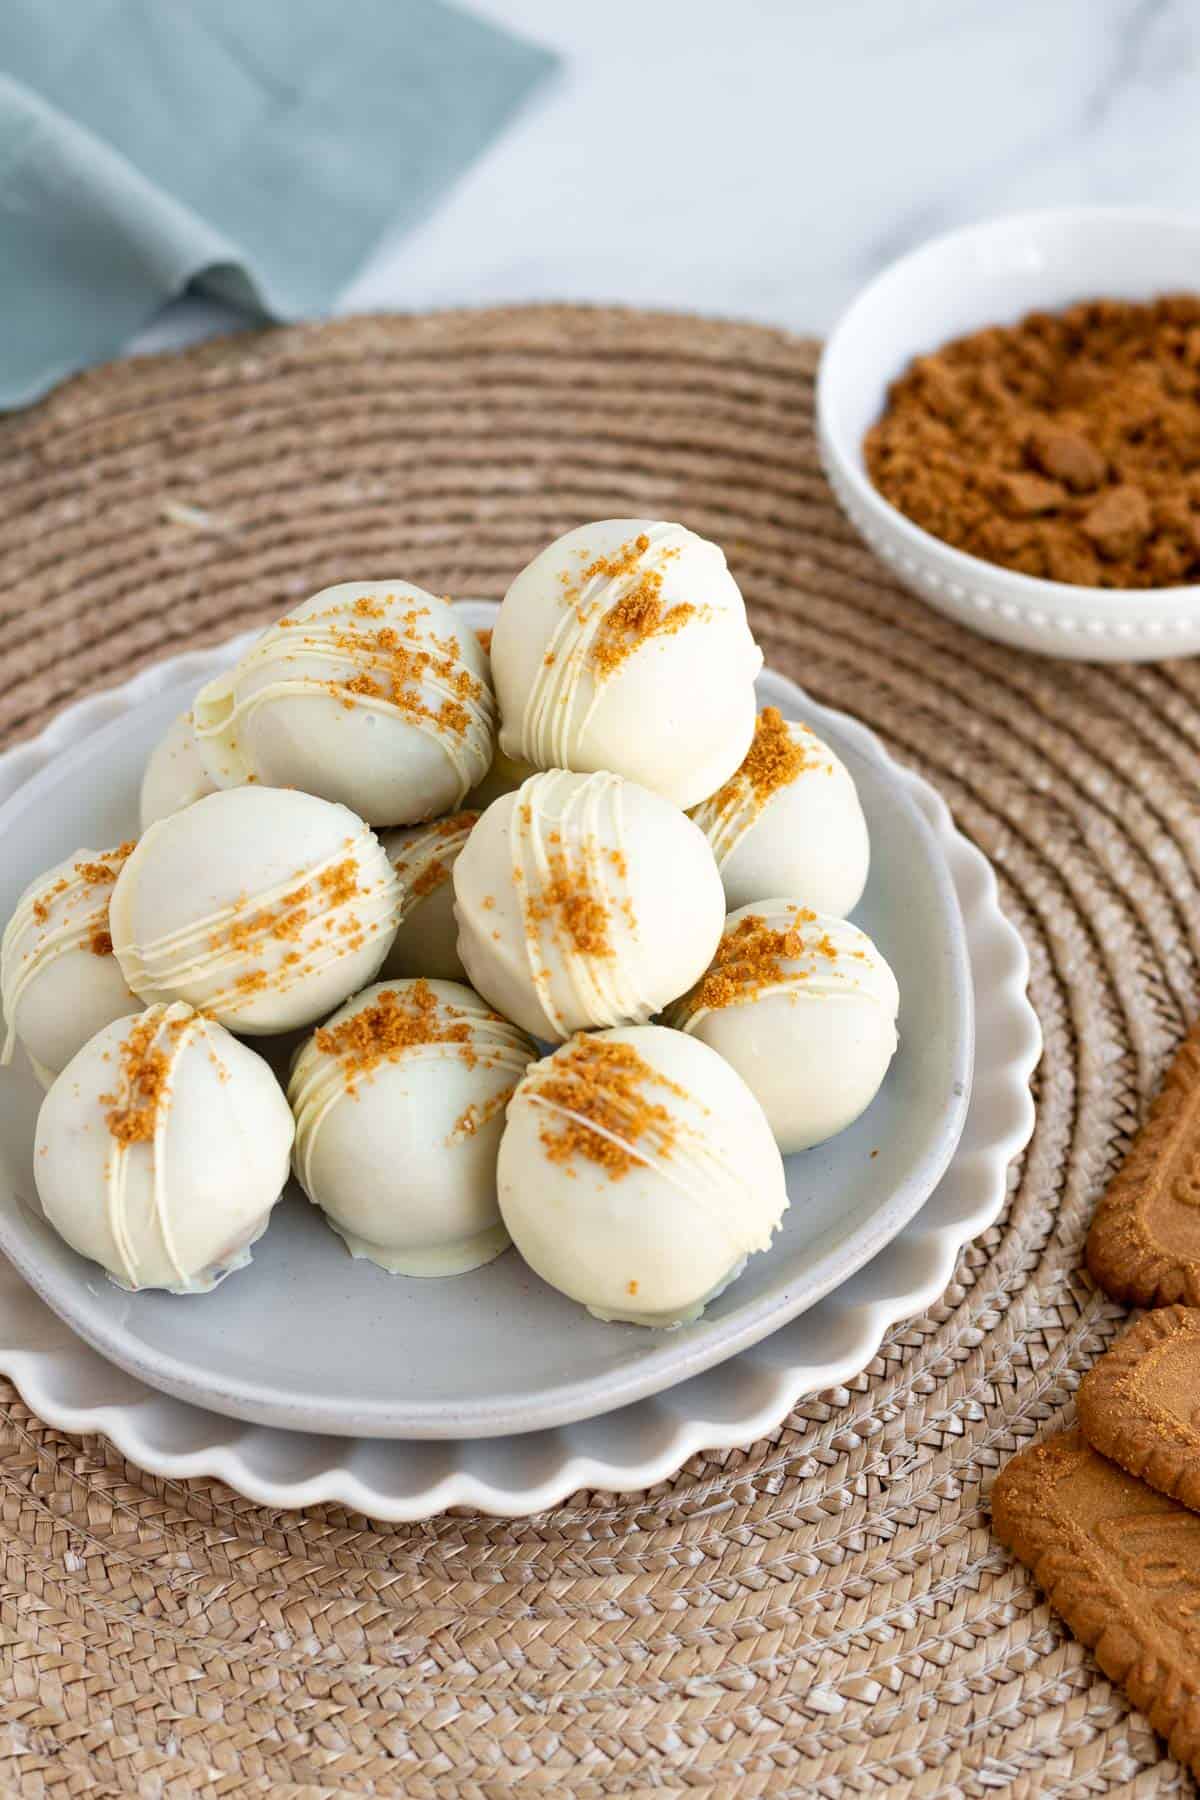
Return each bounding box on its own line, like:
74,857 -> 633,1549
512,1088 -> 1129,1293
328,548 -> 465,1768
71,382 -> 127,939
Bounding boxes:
3,520 -> 900,1329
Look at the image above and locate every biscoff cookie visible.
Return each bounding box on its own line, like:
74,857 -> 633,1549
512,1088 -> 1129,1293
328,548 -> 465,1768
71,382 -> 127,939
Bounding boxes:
1086,1021 -> 1200,1307
992,1428 -> 1200,1776
1078,1306 -> 1200,1512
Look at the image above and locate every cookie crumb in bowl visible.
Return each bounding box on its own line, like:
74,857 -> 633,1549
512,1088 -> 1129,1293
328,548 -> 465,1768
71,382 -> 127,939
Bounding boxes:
866,295 -> 1200,590
818,206 -> 1200,659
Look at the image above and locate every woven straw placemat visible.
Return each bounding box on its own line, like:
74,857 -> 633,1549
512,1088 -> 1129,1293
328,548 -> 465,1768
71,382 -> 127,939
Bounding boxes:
0,306 -> 1195,1798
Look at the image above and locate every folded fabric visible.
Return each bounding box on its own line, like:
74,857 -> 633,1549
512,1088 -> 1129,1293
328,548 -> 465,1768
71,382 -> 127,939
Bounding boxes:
0,0 -> 555,408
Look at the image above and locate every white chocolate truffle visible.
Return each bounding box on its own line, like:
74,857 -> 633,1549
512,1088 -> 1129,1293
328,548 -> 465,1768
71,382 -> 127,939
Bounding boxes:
498,1025 -> 787,1326
379,812 -> 478,982
192,582 -> 495,825
35,1003 -> 294,1292
466,743 -> 536,811
289,978 -> 535,1275
664,903 -> 899,1153
453,769 -> 725,1043
690,708 -> 870,915
466,625 -> 535,809
140,711 -> 218,829
110,788 -> 401,1035
491,520 -> 762,808
2,843 -> 142,1088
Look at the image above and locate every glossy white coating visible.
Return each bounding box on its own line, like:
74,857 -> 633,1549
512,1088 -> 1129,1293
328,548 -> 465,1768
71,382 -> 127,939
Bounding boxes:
453,768 -> 724,1041
491,520 -> 761,807
139,712 -> 217,828
690,714 -> 869,915
498,1024 -> 788,1326
110,787 -> 401,1033
465,743 -> 536,811
379,812 -> 478,983
35,1003 -> 294,1292
665,902 -> 900,1152
1,844 -> 142,1087
192,582 -> 495,824
289,979 -> 535,1276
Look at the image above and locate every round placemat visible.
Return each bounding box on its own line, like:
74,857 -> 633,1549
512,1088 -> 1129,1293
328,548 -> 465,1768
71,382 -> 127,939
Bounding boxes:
0,307 -> 1192,1797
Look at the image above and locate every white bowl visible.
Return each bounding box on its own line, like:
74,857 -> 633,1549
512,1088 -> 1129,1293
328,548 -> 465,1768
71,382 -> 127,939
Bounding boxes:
818,207 -> 1200,661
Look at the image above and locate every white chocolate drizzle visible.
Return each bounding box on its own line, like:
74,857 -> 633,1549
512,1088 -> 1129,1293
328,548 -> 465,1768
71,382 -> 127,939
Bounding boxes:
103,1002 -> 198,1290
520,1048 -> 767,1258
386,813 -> 477,923
513,522 -> 695,768
665,907 -> 899,1032
288,990 -> 533,1195
114,831 -> 401,1020
1,846 -> 130,1065
689,722 -> 832,870
194,596 -> 494,801
509,770 -> 652,1038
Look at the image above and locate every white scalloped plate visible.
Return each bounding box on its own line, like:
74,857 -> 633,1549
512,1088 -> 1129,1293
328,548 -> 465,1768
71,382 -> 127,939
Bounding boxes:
0,611 -> 1039,1517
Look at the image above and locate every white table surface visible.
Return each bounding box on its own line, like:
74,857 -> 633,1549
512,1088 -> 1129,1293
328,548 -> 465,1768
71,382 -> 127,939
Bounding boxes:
134,0 -> 1200,355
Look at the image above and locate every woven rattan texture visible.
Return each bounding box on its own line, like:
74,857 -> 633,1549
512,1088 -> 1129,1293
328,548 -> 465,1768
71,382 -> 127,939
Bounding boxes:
0,307 -> 1195,1798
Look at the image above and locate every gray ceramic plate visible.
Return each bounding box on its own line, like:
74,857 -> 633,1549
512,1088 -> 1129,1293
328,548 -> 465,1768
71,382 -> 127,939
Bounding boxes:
0,605 -> 973,1439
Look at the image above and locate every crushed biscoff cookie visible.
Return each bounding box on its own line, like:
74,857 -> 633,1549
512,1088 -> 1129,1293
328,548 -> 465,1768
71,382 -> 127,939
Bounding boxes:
314,980 -> 478,1088
701,708 -> 814,822
101,1012 -> 188,1146
866,296 -> 1200,587
681,906 -> 819,1015
528,1034 -> 685,1177
574,533 -> 698,677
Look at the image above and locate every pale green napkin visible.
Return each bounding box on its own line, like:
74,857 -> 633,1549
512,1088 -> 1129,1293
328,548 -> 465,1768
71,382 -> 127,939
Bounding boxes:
0,0 -> 555,407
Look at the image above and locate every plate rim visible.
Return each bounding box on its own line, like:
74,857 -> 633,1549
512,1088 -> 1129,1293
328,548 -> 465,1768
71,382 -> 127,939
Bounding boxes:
0,626 -> 1039,1513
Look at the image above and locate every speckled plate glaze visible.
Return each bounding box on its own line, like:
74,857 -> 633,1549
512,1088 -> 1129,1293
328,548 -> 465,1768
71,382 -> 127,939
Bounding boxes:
0,605 -> 1038,1514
